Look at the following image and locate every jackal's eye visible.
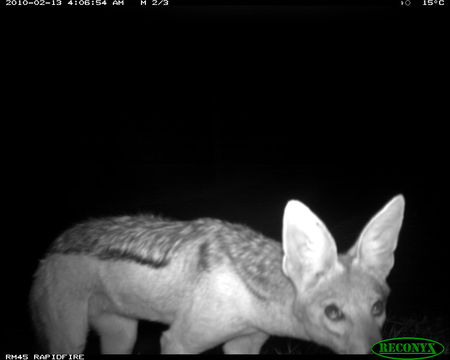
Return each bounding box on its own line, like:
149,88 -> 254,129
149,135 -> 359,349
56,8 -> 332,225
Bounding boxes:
325,304 -> 345,321
372,300 -> 385,317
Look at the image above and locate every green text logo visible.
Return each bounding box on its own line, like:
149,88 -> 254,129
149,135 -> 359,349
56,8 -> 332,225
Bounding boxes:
372,337 -> 445,360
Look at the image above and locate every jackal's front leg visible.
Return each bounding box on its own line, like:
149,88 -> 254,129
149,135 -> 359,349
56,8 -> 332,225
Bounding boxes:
160,329 -> 198,354
223,332 -> 269,354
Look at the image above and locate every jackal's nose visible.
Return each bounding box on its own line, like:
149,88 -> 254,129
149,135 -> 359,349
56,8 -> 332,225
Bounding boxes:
351,322 -> 381,353
348,335 -> 380,354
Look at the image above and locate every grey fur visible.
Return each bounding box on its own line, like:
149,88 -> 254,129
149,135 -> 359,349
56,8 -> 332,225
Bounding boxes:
49,214 -> 288,301
197,241 -> 211,272
31,195 -> 404,354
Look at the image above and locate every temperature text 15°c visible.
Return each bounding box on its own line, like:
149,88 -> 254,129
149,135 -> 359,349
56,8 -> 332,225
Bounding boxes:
423,0 -> 445,5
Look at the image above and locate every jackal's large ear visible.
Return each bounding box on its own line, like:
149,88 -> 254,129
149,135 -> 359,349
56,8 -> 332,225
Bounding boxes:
282,200 -> 338,291
348,195 -> 405,281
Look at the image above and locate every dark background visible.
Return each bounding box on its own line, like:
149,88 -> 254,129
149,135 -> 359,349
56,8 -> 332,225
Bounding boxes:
3,2 -> 448,355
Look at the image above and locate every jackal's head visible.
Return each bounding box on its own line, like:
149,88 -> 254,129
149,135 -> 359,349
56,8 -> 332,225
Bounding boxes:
282,195 -> 405,354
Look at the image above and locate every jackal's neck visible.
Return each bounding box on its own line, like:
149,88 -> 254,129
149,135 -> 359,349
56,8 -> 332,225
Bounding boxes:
220,232 -> 291,298
219,232 -> 308,339
251,276 -> 309,340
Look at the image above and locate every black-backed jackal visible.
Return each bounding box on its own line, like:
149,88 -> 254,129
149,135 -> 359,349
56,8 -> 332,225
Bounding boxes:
30,195 -> 404,354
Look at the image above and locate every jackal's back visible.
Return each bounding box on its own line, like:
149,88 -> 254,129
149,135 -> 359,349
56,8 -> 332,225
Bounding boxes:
48,215 -> 288,300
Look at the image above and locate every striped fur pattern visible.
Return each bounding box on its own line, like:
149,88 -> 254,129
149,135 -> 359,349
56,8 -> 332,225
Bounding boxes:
49,215 -> 287,300
30,195 -> 405,354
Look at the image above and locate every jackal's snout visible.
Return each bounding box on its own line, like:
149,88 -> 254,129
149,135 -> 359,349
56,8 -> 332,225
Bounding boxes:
346,321 -> 382,354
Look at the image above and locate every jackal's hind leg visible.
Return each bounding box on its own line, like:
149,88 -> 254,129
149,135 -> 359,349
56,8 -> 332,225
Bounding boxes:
223,332 -> 269,354
42,300 -> 89,354
91,314 -> 138,354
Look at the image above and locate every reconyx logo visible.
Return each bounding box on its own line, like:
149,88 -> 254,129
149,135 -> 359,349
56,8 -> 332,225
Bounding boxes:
372,337 -> 445,360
